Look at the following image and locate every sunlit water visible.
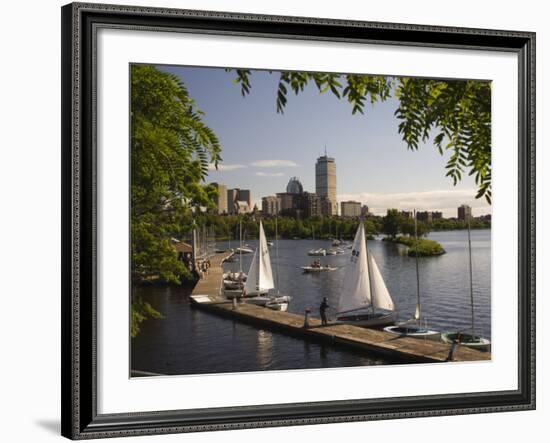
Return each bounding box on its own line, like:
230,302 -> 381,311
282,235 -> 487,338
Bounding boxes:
131,229 -> 491,375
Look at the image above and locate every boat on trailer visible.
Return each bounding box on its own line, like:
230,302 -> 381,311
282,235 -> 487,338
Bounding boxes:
335,222 -> 397,328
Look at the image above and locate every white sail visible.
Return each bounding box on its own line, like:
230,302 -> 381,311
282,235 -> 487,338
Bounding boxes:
244,221 -> 274,294
368,252 -> 395,311
337,223 -> 371,313
258,220 -> 274,290
244,249 -> 259,294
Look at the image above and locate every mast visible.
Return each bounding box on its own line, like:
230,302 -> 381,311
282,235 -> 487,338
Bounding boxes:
467,216 -> 475,338
239,219 -> 243,272
275,217 -> 280,294
364,222 -> 375,315
414,210 -> 421,325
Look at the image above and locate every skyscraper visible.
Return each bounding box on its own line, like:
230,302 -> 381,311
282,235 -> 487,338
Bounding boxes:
315,154 -> 337,215
210,182 -> 227,214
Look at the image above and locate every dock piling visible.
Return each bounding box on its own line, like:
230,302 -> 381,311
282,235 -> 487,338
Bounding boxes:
303,309 -> 311,328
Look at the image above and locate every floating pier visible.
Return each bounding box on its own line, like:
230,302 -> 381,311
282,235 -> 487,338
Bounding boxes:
190,252 -> 490,364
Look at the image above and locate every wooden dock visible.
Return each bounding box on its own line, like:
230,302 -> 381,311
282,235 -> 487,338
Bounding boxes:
191,252 -> 490,364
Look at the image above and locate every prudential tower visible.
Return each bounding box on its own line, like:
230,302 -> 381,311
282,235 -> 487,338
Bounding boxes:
315,151 -> 337,215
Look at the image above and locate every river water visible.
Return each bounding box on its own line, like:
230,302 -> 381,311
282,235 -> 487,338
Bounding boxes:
131,229 -> 491,376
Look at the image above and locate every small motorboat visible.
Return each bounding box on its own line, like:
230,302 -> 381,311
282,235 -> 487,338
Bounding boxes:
331,239 -> 341,246
301,265 -> 337,273
267,241 -> 274,247
235,246 -> 254,254
326,248 -> 338,255
308,248 -> 326,256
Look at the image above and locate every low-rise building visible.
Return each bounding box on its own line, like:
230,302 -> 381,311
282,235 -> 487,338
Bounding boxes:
416,211 -> 433,223
341,201 -> 362,218
458,204 -> 472,221
262,196 -> 281,216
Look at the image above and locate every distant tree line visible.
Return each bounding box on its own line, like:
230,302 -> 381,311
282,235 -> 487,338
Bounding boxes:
380,209 -> 490,239
193,214 -> 378,241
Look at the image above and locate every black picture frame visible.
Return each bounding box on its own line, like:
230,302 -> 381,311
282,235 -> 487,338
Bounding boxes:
61,2 -> 536,439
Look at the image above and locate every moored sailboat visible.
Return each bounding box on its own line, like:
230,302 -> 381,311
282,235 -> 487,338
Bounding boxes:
384,210 -> 440,340
335,222 -> 397,327
242,220 -> 291,309
441,218 -> 491,351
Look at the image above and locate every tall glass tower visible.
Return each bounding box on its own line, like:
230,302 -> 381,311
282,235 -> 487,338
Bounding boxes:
315,154 -> 337,215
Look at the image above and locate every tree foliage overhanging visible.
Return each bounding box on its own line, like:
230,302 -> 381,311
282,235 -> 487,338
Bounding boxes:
230,70 -> 492,203
130,65 -> 221,335
131,65 -> 221,284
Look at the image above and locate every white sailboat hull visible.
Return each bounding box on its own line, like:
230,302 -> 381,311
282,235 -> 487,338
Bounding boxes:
384,325 -> 441,340
335,309 -> 397,328
245,295 -> 291,307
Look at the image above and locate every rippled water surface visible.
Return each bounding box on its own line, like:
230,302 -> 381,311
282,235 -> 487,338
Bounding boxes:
131,229 -> 491,376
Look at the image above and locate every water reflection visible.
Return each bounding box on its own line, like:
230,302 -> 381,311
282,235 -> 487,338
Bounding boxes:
256,330 -> 273,370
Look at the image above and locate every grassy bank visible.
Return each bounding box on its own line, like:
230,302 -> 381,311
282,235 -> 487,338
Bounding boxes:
385,236 -> 446,257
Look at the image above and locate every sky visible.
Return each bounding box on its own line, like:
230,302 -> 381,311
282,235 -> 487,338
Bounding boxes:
158,64 -> 491,217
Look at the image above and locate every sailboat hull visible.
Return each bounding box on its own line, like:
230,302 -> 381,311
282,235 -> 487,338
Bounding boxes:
384,325 -> 441,340
245,295 -> 291,308
335,310 -> 396,328
441,332 -> 491,352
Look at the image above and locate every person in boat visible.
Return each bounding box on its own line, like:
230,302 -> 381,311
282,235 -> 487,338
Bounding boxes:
320,297 -> 330,326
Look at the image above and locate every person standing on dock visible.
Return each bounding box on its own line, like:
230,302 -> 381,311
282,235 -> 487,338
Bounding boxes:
320,297 -> 330,326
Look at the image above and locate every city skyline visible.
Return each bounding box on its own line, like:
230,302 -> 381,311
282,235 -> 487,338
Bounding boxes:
159,64 -> 492,217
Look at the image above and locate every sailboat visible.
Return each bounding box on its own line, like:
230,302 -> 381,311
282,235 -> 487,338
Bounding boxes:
223,224 -> 237,262
335,222 -> 397,327
223,221 -> 247,294
441,218 -> 491,351
384,210 -> 440,340
242,220 -> 291,309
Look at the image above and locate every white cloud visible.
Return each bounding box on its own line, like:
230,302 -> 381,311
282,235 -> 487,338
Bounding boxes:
250,160 -> 298,168
255,172 -> 285,177
208,163 -> 247,171
337,189 -> 491,217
